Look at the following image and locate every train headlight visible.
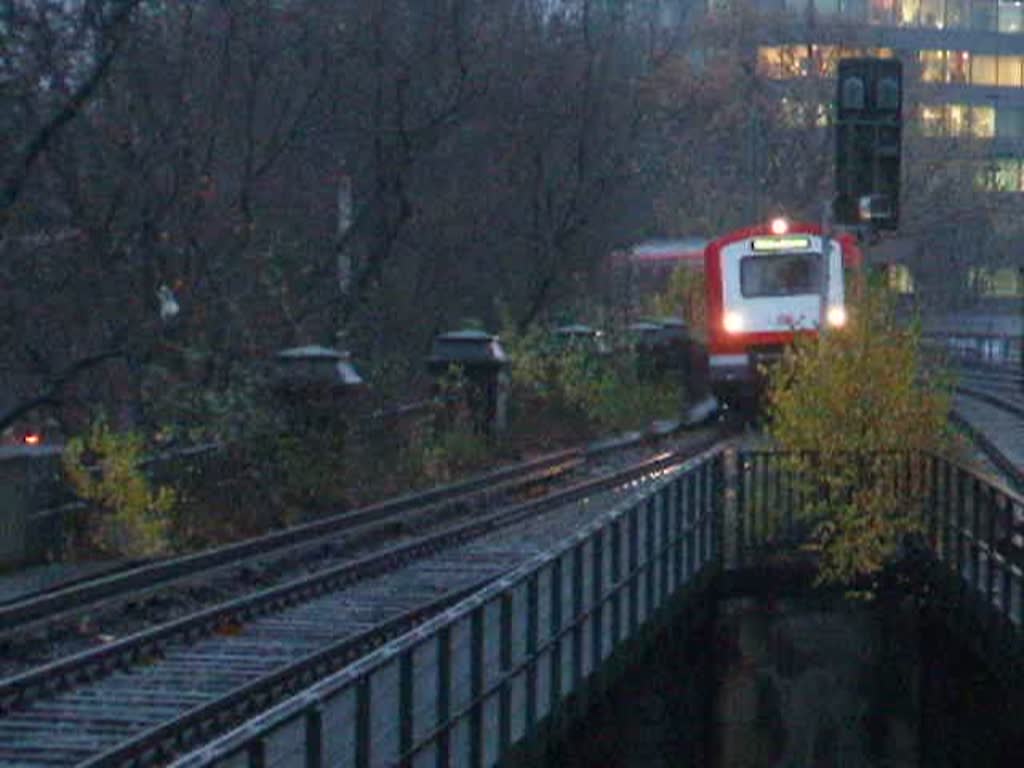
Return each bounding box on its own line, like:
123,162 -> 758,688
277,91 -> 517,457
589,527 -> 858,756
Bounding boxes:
723,311 -> 744,334
770,217 -> 788,235
826,306 -> 847,328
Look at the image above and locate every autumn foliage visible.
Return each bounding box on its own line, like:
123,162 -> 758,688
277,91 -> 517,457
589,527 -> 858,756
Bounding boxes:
763,277 -> 951,584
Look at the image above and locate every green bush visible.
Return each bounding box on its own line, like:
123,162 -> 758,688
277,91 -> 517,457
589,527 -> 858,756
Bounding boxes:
763,278 -> 952,585
502,323 -> 680,434
63,418 -> 176,557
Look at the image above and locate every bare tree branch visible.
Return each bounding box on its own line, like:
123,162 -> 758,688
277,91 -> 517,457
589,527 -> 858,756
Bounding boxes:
1,0 -> 142,218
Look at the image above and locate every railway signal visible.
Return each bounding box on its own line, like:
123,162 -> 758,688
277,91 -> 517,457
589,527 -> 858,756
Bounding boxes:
835,58 -> 902,230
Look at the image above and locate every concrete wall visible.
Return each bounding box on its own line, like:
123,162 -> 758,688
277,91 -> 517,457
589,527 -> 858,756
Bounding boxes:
0,445 -> 75,568
712,594 -> 919,768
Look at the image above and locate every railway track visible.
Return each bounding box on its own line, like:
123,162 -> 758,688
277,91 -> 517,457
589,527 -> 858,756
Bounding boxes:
951,365 -> 1024,492
0,448 -> 584,676
0,423 -> 731,767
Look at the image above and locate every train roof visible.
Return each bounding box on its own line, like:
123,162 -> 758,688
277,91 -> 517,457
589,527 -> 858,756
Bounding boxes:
629,238 -> 708,263
705,221 -> 862,267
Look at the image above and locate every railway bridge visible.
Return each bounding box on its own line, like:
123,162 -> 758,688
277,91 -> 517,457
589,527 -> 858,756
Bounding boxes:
172,445 -> 1024,768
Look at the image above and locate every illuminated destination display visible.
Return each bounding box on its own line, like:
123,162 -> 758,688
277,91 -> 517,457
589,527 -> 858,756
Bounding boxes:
750,236 -> 813,251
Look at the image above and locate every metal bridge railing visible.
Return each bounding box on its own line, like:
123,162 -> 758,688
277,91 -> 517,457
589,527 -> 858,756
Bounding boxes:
921,331 -> 1023,368
173,449 -> 725,768
166,444 -> 1022,767
733,449 -> 931,566
734,449 -> 1024,630
919,453 -> 1024,630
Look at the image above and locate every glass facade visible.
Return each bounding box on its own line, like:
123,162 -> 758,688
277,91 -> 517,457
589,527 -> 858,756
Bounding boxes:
717,0 -> 1024,30
976,158 -> 1024,190
759,46 -> 1024,89
729,1 -> 1024,194
968,266 -> 1024,293
911,104 -> 1000,135
757,45 -> 895,78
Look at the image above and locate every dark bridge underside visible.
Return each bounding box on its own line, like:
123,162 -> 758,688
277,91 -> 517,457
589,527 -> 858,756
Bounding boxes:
532,548 -> 1024,768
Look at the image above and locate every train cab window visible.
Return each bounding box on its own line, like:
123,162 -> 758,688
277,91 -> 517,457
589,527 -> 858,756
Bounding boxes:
740,252 -> 823,297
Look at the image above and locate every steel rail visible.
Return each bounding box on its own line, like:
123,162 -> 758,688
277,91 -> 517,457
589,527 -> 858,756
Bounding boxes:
0,429 -> 722,719
83,436 -> 726,768
0,447 -> 584,635
955,385 -> 1024,420
948,410 -> 1024,493
78,579 -> 495,768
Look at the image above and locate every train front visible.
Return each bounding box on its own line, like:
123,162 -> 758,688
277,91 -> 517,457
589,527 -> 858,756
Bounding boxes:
703,218 -> 851,411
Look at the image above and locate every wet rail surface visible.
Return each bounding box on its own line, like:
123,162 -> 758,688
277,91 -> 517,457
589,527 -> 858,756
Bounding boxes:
0,448 -> 584,640
0,426 -> 729,767
951,365 -> 1024,491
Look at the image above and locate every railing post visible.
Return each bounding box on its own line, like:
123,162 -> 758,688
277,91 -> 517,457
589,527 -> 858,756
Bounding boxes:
499,593 -> 513,752
399,651 -> 414,767
610,519 -> 622,645
711,455 -> 725,567
436,627 -> 451,768
685,472 -> 697,579
645,497 -> 656,616
984,487 -> 998,616
953,467 -> 966,578
672,476 -> 684,586
942,461 -> 954,564
550,556 -> 563,713
572,544 -> 584,689
659,487 -> 670,598
592,528 -> 604,670
470,607 -> 484,768
525,575 -> 538,732
305,705 -> 323,768
247,737 -> 266,768
355,676 -> 371,768
927,454 -> 940,552
971,477 -> 983,588
723,447 -> 741,569
997,495 -> 1015,624
628,506 -> 640,636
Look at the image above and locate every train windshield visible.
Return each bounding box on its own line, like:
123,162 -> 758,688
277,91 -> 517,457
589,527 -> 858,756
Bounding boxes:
740,252 -> 822,297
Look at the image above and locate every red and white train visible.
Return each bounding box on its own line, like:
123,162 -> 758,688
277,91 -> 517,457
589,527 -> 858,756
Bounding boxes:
703,218 -> 862,410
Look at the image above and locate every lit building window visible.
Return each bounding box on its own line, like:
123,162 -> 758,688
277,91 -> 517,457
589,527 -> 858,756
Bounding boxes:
970,106 -> 996,137
920,50 -> 945,82
948,51 -> 969,84
869,0 -> 896,23
777,97 -> 829,128
758,48 -> 785,78
972,55 -> 998,87
947,104 -> 969,135
887,265 -> 914,294
779,97 -> 804,127
919,105 -> 946,136
999,0 -> 1024,33
976,159 -> 1024,192
998,56 -> 1023,88
969,267 -> 1024,295
920,0 -> 944,26
946,0 -> 970,27
785,45 -> 811,77
756,46 -> 812,79
813,45 -> 840,76
900,0 -> 921,25
813,101 -> 830,127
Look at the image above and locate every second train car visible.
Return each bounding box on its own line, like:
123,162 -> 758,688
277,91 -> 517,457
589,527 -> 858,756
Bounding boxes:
704,218 -> 862,411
